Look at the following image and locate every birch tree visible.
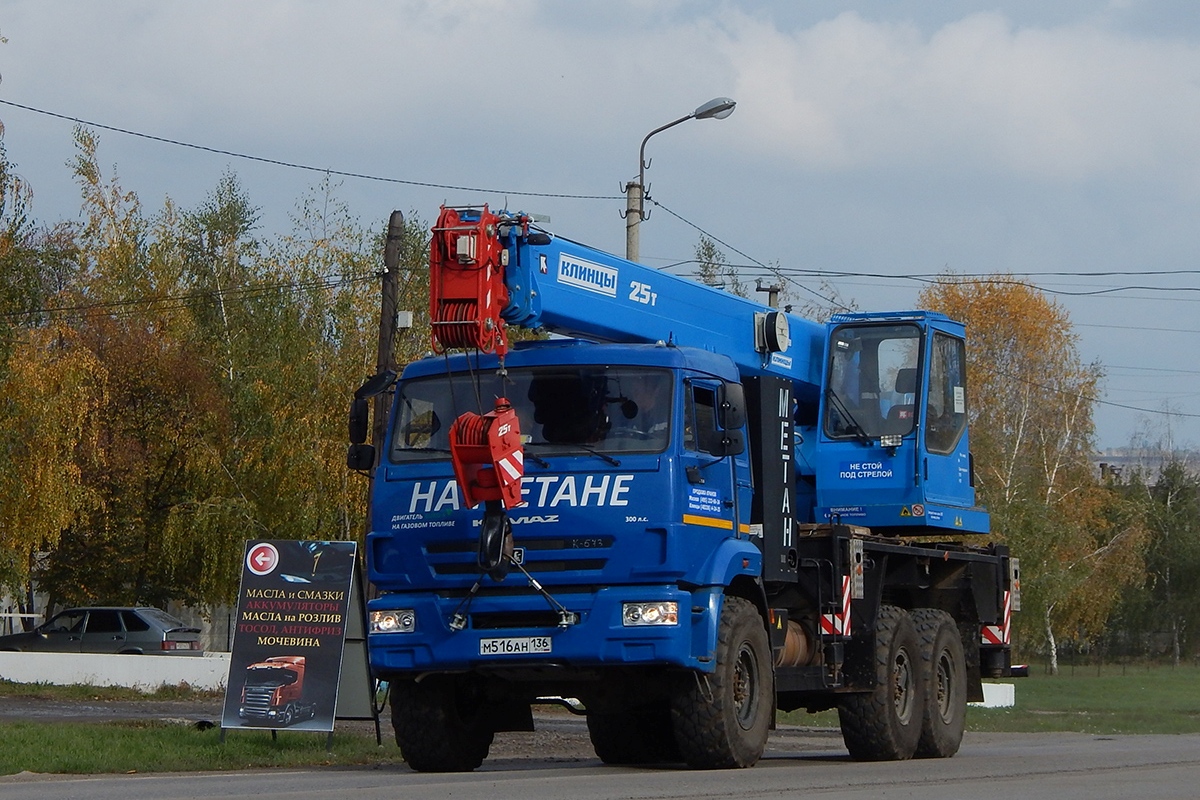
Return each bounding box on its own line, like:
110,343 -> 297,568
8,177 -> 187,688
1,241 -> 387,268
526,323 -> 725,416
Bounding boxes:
919,274 -> 1147,671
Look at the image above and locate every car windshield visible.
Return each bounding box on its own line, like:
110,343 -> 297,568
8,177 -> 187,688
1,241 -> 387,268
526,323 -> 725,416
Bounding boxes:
390,366 -> 674,462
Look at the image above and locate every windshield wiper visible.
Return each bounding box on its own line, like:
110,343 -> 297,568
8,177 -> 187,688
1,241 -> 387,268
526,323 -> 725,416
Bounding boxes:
580,445 -> 621,468
526,441 -> 621,468
825,389 -> 872,446
522,448 -> 550,468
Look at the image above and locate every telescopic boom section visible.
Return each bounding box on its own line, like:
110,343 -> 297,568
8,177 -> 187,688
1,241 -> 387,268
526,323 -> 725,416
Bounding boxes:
429,205 -> 514,357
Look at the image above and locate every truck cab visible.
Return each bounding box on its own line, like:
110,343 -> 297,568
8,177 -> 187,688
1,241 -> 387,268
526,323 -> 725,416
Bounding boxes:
367,339 -> 759,676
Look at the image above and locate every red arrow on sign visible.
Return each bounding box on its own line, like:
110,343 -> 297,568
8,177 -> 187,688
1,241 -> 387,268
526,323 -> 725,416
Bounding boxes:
246,542 -> 279,576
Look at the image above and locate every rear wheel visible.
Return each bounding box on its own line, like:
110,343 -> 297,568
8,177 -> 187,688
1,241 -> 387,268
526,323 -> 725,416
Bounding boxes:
391,676 -> 494,772
671,596 -> 771,769
587,703 -> 681,764
912,609 -> 967,758
838,605 -> 924,761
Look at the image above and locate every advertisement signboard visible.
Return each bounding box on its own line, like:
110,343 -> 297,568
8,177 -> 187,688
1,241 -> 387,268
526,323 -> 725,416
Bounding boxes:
221,540 -> 358,732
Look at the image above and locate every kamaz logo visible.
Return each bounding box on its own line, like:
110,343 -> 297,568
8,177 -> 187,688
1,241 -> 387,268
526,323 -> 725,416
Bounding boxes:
473,515 -> 559,526
557,254 -> 618,297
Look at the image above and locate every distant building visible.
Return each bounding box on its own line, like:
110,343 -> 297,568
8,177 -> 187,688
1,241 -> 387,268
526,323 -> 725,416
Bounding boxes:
1093,448 -> 1200,485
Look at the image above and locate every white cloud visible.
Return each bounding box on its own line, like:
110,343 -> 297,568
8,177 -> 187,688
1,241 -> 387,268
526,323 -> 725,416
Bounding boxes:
720,10 -> 1200,185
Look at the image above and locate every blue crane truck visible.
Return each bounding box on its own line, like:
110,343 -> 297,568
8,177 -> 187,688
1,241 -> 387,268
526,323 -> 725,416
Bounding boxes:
349,205 -> 1020,771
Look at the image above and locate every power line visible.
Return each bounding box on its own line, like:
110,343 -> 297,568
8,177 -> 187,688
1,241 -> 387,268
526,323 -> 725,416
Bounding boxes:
0,98 -> 623,202
662,259 -> 1200,302
645,196 -> 848,309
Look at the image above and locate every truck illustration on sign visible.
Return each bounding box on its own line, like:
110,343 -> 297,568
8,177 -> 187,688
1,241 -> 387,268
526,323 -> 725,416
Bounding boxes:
237,656 -> 317,727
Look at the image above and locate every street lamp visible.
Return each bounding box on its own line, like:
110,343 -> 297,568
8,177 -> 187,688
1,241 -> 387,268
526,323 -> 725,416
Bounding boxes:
624,97 -> 736,262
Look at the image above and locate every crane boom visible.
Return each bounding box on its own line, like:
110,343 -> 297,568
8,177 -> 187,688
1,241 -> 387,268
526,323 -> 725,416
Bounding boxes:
429,205 -> 825,403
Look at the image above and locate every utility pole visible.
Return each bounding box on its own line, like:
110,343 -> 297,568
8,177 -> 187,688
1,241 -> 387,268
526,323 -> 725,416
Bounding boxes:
375,211 -> 405,459
624,181 -> 643,262
755,278 -> 783,309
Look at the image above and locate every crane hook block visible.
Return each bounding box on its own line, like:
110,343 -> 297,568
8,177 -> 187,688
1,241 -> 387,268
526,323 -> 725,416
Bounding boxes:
448,398 -> 525,510
429,204 -> 511,357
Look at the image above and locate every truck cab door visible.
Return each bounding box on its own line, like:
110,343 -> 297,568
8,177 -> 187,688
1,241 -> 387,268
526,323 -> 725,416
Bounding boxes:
681,379 -> 740,534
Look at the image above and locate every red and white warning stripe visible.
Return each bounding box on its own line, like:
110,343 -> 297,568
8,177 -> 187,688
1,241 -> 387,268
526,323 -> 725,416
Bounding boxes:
981,590 -> 1012,645
497,449 -> 523,482
820,575 -> 853,637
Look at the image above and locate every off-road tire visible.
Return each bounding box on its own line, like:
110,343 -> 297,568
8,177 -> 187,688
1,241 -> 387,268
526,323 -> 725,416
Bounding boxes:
838,605 -> 924,761
911,609 -> 967,758
587,703 -> 682,764
671,596 -> 772,769
390,677 -> 494,772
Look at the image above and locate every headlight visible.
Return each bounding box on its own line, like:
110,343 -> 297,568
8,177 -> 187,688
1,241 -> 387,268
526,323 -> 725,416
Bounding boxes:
370,609 -> 416,633
622,602 -> 679,626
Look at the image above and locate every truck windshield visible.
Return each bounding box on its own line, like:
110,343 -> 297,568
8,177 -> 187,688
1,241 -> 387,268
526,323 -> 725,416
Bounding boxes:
389,366 -> 674,462
246,667 -> 298,686
825,323 -> 921,440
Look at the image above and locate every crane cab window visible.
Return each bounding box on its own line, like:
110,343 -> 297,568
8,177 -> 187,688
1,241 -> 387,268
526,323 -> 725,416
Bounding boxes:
926,333 -> 967,454
825,323 -> 921,440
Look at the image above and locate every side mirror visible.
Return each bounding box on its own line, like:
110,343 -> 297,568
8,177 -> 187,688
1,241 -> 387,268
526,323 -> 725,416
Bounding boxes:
349,398 -> 370,444
699,428 -> 746,457
354,369 -> 398,401
718,383 -> 746,430
718,428 -> 746,457
347,443 -> 376,471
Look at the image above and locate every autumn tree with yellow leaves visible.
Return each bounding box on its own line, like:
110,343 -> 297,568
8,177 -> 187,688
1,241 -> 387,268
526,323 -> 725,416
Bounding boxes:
0,124 -> 432,616
919,274 -> 1147,671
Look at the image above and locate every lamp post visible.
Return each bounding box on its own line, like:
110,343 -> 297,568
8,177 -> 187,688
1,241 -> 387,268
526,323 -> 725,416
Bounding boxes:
624,96 -> 736,262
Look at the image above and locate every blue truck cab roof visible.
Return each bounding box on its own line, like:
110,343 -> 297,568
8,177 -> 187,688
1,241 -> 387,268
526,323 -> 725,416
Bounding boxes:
401,339 -> 742,383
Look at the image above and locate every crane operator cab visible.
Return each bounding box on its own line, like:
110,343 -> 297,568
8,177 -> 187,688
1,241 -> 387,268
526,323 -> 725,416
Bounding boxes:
814,311 -> 988,535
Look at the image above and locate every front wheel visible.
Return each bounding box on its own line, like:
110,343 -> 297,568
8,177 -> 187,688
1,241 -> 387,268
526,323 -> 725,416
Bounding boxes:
587,703 -> 681,764
912,609 -> 967,758
671,596 -> 772,769
391,676 -> 494,772
838,605 -> 924,761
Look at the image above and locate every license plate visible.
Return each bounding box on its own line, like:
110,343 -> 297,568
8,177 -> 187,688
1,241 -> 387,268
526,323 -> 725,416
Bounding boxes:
479,636 -> 552,656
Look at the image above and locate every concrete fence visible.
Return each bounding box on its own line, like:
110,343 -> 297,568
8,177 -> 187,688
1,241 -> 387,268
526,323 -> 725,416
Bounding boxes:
0,651 -> 232,692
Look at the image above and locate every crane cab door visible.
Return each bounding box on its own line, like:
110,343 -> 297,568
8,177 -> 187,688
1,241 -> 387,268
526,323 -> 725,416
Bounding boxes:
920,328 -> 975,509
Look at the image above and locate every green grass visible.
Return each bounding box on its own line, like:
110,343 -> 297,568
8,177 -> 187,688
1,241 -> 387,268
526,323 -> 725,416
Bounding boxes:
0,680 -> 220,702
781,664 -> 1200,735
966,664 -> 1200,734
0,679 -> 397,775
0,720 -> 397,775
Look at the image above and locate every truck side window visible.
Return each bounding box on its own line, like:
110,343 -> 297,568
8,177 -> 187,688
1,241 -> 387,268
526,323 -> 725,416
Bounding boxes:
685,383 -> 719,455
926,332 -> 967,454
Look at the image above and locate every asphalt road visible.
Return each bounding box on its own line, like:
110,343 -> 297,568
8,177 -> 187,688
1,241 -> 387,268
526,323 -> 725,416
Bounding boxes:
1,702 -> 1198,800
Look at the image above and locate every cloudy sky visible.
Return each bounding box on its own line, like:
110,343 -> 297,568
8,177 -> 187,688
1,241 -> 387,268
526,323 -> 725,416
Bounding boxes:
3,1 -> 1200,450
